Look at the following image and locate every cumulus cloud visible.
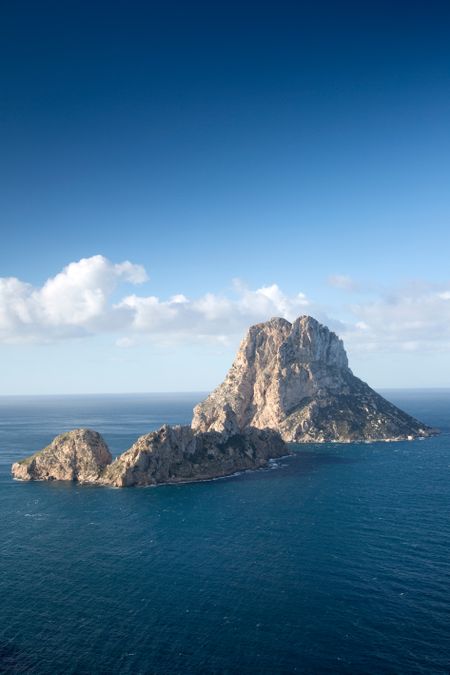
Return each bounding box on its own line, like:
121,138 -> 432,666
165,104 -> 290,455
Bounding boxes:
116,281 -> 309,342
0,256 -> 309,345
2,256 -> 449,354
0,255 -> 148,342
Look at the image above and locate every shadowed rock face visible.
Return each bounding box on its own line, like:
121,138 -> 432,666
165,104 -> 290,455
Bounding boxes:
11,429 -> 112,483
100,422 -> 286,488
192,315 -> 434,442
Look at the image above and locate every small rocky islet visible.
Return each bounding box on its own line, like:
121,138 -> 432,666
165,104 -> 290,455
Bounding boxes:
11,316 -> 435,487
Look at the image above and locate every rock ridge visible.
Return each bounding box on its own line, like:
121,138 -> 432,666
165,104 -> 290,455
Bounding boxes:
99,422 -> 286,488
11,412 -> 287,488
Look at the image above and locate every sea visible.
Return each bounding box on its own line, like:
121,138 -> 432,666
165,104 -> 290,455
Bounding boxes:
1,390 -> 449,674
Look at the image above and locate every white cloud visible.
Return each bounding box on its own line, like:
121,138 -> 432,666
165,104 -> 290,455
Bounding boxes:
38,255 -> 148,326
2,256 -> 450,356
0,256 -> 310,345
0,255 -> 147,343
116,281 -> 310,343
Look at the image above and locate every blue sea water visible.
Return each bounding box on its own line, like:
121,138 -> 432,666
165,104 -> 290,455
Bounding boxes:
1,390 -> 450,674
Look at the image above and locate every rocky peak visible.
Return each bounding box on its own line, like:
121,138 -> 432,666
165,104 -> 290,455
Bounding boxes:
281,316 -> 348,370
192,315 -> 433,442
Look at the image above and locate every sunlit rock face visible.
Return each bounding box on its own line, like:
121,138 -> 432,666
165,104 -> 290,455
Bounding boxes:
11,429 -> 112,483
192,315 -> 434,443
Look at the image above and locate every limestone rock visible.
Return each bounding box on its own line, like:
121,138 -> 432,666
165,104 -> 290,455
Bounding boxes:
12,423 -> 287,488
100,424 -> 287,487
11,429 -> 112,483
192,315 -> 434,442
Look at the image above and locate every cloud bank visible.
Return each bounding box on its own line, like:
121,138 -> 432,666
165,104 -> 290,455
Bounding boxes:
0,256 -> 309,345
343,282 -> 450,353
1,255 -> 449,353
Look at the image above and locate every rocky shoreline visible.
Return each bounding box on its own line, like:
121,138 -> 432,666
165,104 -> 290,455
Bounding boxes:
12,409 -> 288,488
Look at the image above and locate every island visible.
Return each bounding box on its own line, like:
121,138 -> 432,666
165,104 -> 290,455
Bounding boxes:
11,409 -> 287,487
193,316 -> 434,442
11,315 -> 435,487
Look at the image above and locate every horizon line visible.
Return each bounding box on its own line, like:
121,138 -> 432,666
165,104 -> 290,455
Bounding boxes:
0,387 -> 450,398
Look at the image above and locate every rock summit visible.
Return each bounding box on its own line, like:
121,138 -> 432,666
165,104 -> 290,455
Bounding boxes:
192,316 -> 433,442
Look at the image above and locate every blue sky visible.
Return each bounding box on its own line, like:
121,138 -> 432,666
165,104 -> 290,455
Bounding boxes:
1,1 -> 450,394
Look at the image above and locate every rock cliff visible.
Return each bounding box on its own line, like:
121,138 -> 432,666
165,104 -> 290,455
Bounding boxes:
11,412 -> 287,487
192,315 -> 434,442
100,422 -> 286,487
11,429 -> 112,482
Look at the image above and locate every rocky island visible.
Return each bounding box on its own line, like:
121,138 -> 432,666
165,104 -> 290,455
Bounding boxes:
193,315 -> 434,442
11,429 -> 112,483
11,408 -> 287,487
12,315 -> 434,487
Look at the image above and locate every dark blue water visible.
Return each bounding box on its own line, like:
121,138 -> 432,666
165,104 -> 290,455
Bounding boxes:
1,391 -> 450,674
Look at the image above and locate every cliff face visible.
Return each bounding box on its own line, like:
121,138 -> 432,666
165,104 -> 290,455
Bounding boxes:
11,412 -> 287,487
100,422 -> 286,488
11,429 -> 112,483
192,315 -> 433,442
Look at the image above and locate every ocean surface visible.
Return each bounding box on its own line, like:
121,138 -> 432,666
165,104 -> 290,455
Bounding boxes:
1,390 -> 450,674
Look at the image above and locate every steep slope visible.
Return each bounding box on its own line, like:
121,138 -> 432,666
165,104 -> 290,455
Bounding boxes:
192,316 -> 434,442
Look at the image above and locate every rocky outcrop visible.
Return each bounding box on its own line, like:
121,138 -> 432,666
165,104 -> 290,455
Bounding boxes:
192,315 -> 434,442
11,413 -> 287,487
11,314 -> 435,488
100,423 -> 286,487
11,429 -> 112,482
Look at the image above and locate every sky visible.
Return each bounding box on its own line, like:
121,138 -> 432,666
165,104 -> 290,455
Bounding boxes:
1,0 -> 450,394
